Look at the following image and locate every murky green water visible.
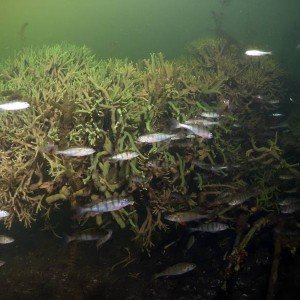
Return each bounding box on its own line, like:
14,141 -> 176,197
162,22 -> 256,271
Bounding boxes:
0,1 -> 299,299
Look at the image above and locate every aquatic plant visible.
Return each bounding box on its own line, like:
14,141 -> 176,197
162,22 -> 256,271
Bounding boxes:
0,39 -> 296,253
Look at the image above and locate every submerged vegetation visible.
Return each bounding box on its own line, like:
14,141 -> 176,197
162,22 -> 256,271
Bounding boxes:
0,39 -> 298,265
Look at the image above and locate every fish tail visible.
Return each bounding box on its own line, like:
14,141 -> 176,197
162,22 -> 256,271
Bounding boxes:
64,235 -> 73,245
152,273 -> 161,280
170,118 -> 181,129
74,206 -> 86,217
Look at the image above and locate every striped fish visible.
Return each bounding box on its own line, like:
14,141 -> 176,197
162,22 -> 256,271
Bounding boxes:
108,151 -> 139,162
65,228 -> 103,244
171,119 -> 212,139
136,133 -> 178,143
0,235 -> 14,244
77,198 -> 134,215
188,222 -> 229,233
165,211 -> 208,223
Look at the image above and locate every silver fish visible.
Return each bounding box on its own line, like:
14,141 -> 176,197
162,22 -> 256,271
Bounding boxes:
188,222 -> 229,233
281,203 -> 300,214
77,198 -> 134,215
171,119 -> 213,139
184,235 -> 195,254
0,210 -> 9,219
270,113 -> 284,117
165,211 -> 208,223
96,229 -> 112,249
65,229 -> 103,244
0,235 -> 14,244
245,50 -> 272,56
109,151 -> 139,162
200,112 -> 220,119
56,147 -> 95,157
0,261 -> 5,267
278,197 -> 300,206
185,119 -> 220,127
136,133 -> 178,143
153,262 -> 196,279
0,101 -> 30,111
228,191 -> 256,206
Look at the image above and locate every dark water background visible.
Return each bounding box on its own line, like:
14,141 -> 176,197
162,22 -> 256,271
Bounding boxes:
0,0 -> 300,299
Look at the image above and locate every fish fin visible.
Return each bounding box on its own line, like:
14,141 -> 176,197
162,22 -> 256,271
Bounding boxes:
63,235 -> 73,245
179,221 -> 187,226
169,118 -> 181,129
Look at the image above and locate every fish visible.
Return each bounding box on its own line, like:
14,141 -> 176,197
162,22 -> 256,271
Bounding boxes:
56,147 -> 95,157
200,112 -> 220,119
296,44 -> 300,49
96,229 -> 113,249
165,211 -> 208,223
65,228 -> 104,244
185,119 -> 220,127
0,235 -> 14,244
188,222 -> 229,233
278,197 -> 300,206
153,262 -> 196,279
192,161 -> 227,175
280,203 -> 300,214
136,133 -> 178,143
0,210 -> 9,219
76,198 -> 134,215
171,119 -> 213,139
184,235 -> 195,254
0,261 -> 5,267
245,50 -> 272,56
0,101 -> 30,111
270,113 -> 284,117
268,100 -> 280,104
269,123 -> 288,130
228,191 -> 257,206
278,174 -> 295,180
109,151 -> 139,162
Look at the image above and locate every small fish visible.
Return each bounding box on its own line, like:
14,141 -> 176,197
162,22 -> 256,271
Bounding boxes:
153,262 -> 196,279
109,151 -> 139,162
185,119 -> 220,127
228,191 -> 256,206
0,261 -> 5,267
77,198 -> 134,215
165,211 -> 208,223
136,133 -> 178,143
171,119 -> 213,139
0,235 -> 14,244
268,100 -> 280,104
184,235 -> 195,254
56,147 -> 95,157
270,113 -> 284,117
269,123 -> 288,130
281,203 -> 300,214
278,174 -> 295,180
200,112 -> 220,119
96,229 -> 112,249
65,229 -> 103,244
245,50 -> 272,56
188,222 -> 229,233
278,197 -> 300,206
0,101 -> 30,111
296,44 -> 300,49
0,210 -> 9,219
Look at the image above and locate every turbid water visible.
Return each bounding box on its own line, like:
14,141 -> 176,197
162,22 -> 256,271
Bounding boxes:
0,0 -> 299,78
0,1 -> 299,299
